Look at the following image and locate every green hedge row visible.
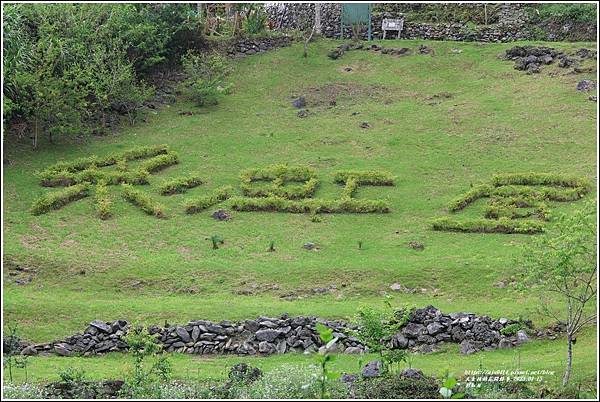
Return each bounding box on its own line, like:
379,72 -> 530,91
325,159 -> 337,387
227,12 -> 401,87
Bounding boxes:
491,185 -> 588,202
240,165 -> 319,199
491,172 -> 590,189
431,217 -> 545,234
184,186 -> 233,214
31,183 -> 90,215
121,184 -> 167,219
139,152 -> 179,174
158,174 -> 204,195
94,181 -> 113,220
37,145 -> 174,187
484,204 -> 550,221
333,170 -> 396,186
230,196 -> 391,214
341,177 -> 359,199
447,184 -> 492,212
40,144 -> 169,175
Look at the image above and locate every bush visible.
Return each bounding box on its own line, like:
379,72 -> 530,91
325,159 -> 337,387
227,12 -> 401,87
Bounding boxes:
240,165 -> 319,199
229,364 -> 347,399
531,4 -> 597,24
431,217 -> 544,234
184,186 -> 233,214
3,4 -> 201,146
178,51 -> 232,106
484,203 -> 549,221
94,181 -> 113,220
242,4 -> 268,35
31,183 -> 90,215
230,196 -> 391,214
1,384 -> 45,399
448,184 -> 492,212
491,172 -> 590,189
121,184 -> 167,218
37,144 -> 171,187
138,153 -> 179,174
333,170 -> 396,186
350,373 -> 440,399
158,174 -> 204,195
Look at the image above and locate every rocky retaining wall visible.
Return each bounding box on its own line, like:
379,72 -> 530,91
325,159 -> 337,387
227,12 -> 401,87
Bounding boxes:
266,3 -> 530,42
16,306 -> 561,358
213,35 -> 293,58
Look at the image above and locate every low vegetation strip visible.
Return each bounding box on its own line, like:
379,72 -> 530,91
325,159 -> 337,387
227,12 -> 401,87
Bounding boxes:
229,196 -> 391,214
184,186 -> 233,214
158,174 -> 204,195
240,164 -> 320,199
431,217 -> 545,234
30,184 -> 91,215
121,185 -> 167,219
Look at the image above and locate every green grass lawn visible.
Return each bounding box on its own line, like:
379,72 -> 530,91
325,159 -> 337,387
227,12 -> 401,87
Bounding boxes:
3,39 -> 597,385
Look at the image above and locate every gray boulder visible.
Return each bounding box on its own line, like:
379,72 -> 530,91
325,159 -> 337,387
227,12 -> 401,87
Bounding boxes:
90,320 -> 111,333
255,329 -> 281,342
361,360 -> 383,378
176,327 -> 191,343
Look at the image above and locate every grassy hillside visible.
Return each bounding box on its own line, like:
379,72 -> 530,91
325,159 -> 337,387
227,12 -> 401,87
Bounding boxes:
3,39 -> 597,384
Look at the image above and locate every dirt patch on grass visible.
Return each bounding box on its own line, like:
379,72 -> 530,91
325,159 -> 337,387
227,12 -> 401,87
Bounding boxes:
301,82 -> 412,107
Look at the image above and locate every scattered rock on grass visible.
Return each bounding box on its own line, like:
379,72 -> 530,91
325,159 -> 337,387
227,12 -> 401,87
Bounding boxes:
303,242 -> 316,250
361,360 -> 383,378
212,209 -> 231,221
577,79 -> 596,91
359,121 -> 370,129
408,241 -> 425,250
297,110 -> 309,118
292,96 -> 306,108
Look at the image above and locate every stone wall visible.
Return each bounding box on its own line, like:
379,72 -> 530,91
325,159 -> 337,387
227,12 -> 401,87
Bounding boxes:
219,35 -> 293,58
265,3 -> 595,42
15,306 -> 558,358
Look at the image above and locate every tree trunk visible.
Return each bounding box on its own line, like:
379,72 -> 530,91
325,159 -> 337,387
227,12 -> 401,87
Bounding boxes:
314,3 -> 322,35
562,333 -> 573,386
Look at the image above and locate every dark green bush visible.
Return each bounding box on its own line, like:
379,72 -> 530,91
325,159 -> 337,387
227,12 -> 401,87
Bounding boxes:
491,172 -> 590,189
138,153 -> 179,174
31,183 -> 90,215
121,185 -> 167,218
3,4 -> 201,146
158,174 -> 204,195
531,4 -> 597,24
184,186 -> 233,214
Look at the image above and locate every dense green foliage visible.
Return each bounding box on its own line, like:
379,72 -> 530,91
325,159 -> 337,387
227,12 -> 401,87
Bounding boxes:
530,4 -> 597,24
178,51 -> 232,106
2,3 -> 202,146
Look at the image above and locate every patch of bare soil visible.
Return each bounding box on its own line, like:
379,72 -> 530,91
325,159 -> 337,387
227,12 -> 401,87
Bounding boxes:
301,82 -> 413,108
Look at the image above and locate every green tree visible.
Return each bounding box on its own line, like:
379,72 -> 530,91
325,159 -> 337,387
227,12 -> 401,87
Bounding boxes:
520,200 -> 597,386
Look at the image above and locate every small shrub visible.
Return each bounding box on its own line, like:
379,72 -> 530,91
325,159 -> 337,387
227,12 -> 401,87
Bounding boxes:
184,186 -> 232,214
500,323 -> 525,336
351,373 -> 439,399
341,178 -> 359,199
268,241 -> 275,252
210,235 -> 224,250
484,203 -> 550,221
31,183 -> 90,215
158,174 -> 203,195
94,181 -> 112,220
178,51 -> 232,106
121,184 -> 167,218
431,217 -> 544,234
1,383 -> 44,399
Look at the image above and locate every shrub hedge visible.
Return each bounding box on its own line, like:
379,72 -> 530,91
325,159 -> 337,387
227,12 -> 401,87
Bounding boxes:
333,170 -> 396,185
184,186 -> 233,214
431,217 -> 545,234
448,184 -> 492,212
94,181 -> 113,220
240,165 -> 319,199
158,174 -> 204,195
37,145 -> 172,187
491,172 -> 590,189
31,183 -> 90,215
121,184 -> 167,218
230,196 -> 391,214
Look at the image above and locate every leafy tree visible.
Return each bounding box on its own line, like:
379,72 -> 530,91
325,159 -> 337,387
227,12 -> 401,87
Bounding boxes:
178,51 -> 232,106
520,200 -> 597,386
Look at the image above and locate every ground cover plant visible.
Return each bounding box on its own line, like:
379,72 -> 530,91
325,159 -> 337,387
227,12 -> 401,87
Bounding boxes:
2,35 -> 597,398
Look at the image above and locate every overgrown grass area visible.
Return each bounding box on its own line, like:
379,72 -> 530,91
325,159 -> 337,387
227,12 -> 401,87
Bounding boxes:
3,39 -> 597,384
